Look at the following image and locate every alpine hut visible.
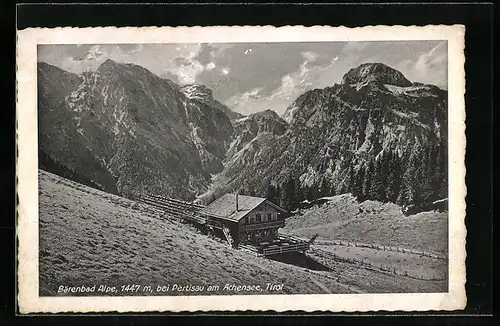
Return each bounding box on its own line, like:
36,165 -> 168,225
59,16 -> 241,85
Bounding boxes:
199,193 -> 311,256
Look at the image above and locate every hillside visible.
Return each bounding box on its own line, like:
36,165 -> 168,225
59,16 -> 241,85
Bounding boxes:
282,193 -> 448,254
38,170 -> 446,295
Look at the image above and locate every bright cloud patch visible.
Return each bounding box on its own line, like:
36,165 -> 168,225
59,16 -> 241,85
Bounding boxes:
404,41 -> 447,89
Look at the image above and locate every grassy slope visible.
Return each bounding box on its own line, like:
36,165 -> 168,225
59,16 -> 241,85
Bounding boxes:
282,194 -> 448,254
39,171 -> 446,295
39,170 -> 350,295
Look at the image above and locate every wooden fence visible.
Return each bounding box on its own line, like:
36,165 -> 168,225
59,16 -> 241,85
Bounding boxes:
310,248 -> 446,282
314,239 -> 447,260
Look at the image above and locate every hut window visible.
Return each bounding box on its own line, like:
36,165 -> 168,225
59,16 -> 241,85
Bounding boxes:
256,213 -> 261,223
267,213 -> 272,221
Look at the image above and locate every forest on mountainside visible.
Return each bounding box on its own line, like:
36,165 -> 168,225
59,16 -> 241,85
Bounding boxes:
262,140 -> 447,212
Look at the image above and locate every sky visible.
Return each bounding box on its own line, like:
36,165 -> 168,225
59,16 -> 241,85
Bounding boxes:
38,41 -> 447,116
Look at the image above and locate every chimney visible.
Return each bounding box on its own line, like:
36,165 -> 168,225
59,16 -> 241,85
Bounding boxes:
235,191 -> 239,212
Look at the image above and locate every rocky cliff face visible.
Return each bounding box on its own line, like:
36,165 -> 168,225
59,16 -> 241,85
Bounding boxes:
181,84 -> 243,121
208,63 -> 448,208
38,60 -> 236,200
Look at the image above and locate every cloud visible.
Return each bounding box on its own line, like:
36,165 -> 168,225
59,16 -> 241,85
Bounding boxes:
205,62 -> 216,70
225,87 -> 264,114
341,42 -> 371,54
302,51 -> 318,62
224,52 -> 339,115
168,43 -> 205,84
118,44 -> 143,55
85,45 -> 106,61
173,60 -> 204,84
221,67 -> 230,75
397,41 -> 447,89
227,87 -> 262,103
260,53 -> 339,107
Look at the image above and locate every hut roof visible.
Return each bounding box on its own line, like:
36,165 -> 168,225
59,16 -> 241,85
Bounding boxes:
200,194 -> 285,222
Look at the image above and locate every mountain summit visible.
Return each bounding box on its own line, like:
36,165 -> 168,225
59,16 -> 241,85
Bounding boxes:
181,84 -> 243,121
341,62 -> 412,88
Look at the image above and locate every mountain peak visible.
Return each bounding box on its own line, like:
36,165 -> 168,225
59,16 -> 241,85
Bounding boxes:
97,59 -> 122,73
341,63 -> 412,87
180,84 -> 213,101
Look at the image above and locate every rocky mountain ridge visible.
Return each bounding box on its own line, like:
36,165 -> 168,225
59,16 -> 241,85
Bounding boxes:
205,62 -> 448,209
180,84 -> 244,121
38,59 -> 236,199
39,60 -> 447,208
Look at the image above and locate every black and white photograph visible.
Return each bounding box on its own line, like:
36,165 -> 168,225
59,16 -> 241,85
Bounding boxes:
17,25 -> 466,313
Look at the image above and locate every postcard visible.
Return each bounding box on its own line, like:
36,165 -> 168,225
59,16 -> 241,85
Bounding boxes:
17,25 -> 466,313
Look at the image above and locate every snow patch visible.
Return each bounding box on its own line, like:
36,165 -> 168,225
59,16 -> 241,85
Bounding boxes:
390,110 -> 431,132
283,105 -> 299,124
384,84 -> 438,98
356,118 -> 375,154
235,116 -> 251,123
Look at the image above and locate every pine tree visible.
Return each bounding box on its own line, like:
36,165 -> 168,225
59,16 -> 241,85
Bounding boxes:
400,146 -> 421,206
352,165 -> 365,201
343,166 -> 354,194
363,159 -> 374,200
386,151 -> 401,203
280,176 -> 297,211
296,178 -> 305,203
330,183 -> 337,196
418,146 -> 434,204
369,157 -> 384,201
320,178 -> 330,197
306,184 -> 318,201
434,140 -> 448,199
265,183 -> 278,203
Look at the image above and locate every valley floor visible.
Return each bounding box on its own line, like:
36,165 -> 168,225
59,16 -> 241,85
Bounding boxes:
38,170 -> 448,296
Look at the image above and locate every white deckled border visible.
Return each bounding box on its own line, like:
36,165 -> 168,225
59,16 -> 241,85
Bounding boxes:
17,25 -> 466,313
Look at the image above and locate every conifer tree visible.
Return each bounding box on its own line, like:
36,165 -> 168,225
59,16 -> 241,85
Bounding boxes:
363,159 -> 374,200
386,151 -> 401,203
295,178 -> 305,203
320,178 -> 330,197
352,165 -> 365,201
280,176 -> 297,211
343,166 -> 354,194
418,146 -> 434,204
369,157 -> 384,201
306,184 -> 318,201
265,183 -> 278,203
